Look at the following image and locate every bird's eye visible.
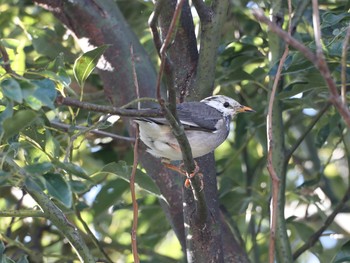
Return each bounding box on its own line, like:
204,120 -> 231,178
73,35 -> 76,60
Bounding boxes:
223,102 -> 230,108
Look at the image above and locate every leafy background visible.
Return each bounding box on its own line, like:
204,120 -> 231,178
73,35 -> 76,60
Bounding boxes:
1,0 -> 350,262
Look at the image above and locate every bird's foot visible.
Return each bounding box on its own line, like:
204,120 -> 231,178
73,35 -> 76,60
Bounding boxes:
162,160 -> 204,190
184,172 -> 204,191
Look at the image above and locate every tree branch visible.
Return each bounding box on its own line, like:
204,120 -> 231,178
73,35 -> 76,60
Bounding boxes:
285,103 -> 331,162
5,158 -> 95,263
56,96 -> 162,117
252,8 -> 350,128
192,0 -> 229,99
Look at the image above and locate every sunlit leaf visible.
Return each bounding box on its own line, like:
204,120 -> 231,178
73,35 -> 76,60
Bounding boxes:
73,45 -> 108,87
0,38 -> 20,50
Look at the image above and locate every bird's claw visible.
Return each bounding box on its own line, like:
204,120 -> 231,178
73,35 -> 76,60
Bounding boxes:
185,172 -> 204,191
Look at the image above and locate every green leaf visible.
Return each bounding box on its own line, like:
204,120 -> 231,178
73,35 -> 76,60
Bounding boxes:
45,130 -> 59,157
43,173 -> 72,208
31,79 -> 57,109
3,110 -> 37,140
73,45 -> 109,87
70,180 -> 90,193
92,178 -> 129,216
16,255 -> 29,263
54,161 -> 91,181
315,123 -> 330,148
27,27 -> 70,59
24,162 -> 53,175
0,101 -> 14,135
0,38 -> 21,50
332,240 -> 350,263
99,161 -> 164,199
24,177 -> 44,192
1,79 -> 23,103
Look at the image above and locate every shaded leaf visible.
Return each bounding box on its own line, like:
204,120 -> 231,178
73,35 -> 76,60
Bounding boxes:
332,240 -> 350,263
92,178 -> 129,216
54,161 -> 91,181
73,45 -> 109,87
45,130 -> 59,157
16,255 -> 29,263
70,180 -> 90,193
100,161 -> 163,199
315,123 -> 330,148
1,78 -> 22,103
24,162 -> 53,175
3,110 -> 37,140
31,79 -> 57,109
43,173 -> 72,208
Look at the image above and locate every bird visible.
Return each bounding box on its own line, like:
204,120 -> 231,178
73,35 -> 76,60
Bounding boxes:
134,95 -> 254,161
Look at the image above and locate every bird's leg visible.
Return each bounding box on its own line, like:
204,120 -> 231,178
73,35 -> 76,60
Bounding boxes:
162,160 -> 204,190
161,159 -> 187,175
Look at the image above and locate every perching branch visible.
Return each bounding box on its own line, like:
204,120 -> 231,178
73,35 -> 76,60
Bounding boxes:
56,96 -> 162,117
153,0 -> 204,197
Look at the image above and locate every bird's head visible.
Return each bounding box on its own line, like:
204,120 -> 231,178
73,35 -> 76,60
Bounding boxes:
201,95 -> 254,117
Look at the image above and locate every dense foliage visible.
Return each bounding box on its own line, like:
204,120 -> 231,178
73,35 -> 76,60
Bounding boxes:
1,0 -> 350,262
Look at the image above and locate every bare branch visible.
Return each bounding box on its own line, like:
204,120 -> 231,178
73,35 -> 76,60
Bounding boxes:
293,178 -> 350,259
130,128 -> 140,263
285,103 -> 331,162
252,8 -> 350,130
341,26 -> 350,104
50,121 -> 135,142
56,96 -> 162,117
130,44 -> 140,263
266,1 -> 292,262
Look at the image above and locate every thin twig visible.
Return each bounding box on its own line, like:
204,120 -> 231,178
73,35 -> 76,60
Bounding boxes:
252,8 -> 350,128
56,96 -> 162,117
0,43 -> 18,76
156,0 -> 186,104
266,1 -> 292,262
75,205 -> 114,263
130,127 -> 140,263
130,44 -> 140,263
341,26 -> 350,104
293,174 -> 350,259
285,103 -> 331,162
50,120 -> 135,142
64,115 -> 110,162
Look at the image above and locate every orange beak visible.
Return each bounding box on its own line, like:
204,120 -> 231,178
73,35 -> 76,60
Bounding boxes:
238,105 -> 255,113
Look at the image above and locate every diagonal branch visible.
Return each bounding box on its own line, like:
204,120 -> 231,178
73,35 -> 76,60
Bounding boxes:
252,8 -> 350,128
